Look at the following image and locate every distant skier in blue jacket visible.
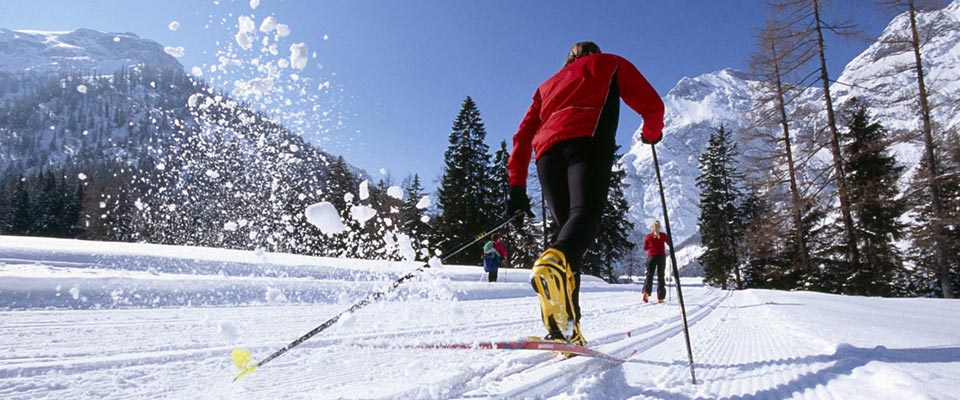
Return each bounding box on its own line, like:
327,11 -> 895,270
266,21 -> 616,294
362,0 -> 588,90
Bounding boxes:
482,233 -> 508,282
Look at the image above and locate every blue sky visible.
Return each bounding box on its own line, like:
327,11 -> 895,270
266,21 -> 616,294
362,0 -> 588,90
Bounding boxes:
0,0 -> 890,190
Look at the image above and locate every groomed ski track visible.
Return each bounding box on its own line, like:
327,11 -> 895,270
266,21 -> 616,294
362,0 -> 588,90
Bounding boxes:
6,285 -> 955,399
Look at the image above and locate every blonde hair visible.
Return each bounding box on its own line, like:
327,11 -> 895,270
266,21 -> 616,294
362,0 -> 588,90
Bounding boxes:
564,41 -> 602,67
651,220 -> 661,239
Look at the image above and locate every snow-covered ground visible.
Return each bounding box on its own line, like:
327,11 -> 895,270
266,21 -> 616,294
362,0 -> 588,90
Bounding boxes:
1,236 -> 957,399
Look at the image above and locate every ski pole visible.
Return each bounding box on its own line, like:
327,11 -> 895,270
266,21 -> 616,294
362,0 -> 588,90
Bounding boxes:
651,144 -> 697,385
232,213 -> 520,381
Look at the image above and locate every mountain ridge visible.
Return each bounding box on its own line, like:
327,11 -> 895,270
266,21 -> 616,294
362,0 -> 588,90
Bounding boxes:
0,28 -> 183,75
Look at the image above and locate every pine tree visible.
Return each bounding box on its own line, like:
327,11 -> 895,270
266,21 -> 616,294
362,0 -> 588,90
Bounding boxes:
697,125 -> 745,289
397,174 -> 432,260
841,100 -> 906,296
490,141 -> 510,223
581,155 -> 635,282
906,134 -> 960,297
434,96 -> 496,265
10,175 -> 31,234
738,188 -> 770,288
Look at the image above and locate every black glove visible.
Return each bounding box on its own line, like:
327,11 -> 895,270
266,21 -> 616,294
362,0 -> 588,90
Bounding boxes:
506,185 -> 535,222
641,132 -> 662,145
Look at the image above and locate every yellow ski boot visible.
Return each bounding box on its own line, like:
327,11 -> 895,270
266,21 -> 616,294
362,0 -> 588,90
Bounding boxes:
530,248 -> 577,339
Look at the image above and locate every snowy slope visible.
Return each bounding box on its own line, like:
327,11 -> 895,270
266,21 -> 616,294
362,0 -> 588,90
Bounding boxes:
2,236 -> 958,399
0,28 -> 182,74
622,69 -> 756,249
622,1 -> 960,255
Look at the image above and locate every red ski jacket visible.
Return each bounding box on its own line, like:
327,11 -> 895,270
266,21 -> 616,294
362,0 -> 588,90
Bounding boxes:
508,53 -> 664,186
644,232 -> 670,257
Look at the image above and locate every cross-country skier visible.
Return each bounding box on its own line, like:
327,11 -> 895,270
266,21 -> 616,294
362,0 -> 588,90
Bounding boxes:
482,233 -> 508,282
643,220 -> 670,303
506,41 -> 664,346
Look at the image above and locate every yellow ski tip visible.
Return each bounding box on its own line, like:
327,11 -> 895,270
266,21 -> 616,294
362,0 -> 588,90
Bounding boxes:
232,348 -> 258,382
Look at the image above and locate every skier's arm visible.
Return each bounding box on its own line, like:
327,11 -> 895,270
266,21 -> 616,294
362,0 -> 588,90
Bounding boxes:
507,90 -> 543,187
615,57 -> 664,144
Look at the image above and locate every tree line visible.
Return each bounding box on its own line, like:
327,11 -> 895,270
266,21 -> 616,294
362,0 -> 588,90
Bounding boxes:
696,0 -> 958,298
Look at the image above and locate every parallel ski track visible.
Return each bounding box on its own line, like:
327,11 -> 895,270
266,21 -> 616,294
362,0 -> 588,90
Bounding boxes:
452,287 -> 731,399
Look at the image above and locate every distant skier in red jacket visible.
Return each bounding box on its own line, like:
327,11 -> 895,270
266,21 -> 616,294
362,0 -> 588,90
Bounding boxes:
643,220 -> 670,303
505,41 -> 664,346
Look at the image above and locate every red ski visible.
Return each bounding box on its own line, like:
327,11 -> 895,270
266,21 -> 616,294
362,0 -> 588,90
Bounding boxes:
381,337 -> 626,362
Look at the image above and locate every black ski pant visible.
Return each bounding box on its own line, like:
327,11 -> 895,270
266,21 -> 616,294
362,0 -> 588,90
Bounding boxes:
536,136 -> 615,323
488,269 -> 498,282
644,255 -> 667,300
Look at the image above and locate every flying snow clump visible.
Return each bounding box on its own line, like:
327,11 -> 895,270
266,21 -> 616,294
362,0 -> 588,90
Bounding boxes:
305,202 -> 347,235
394,233 -> 417,261
359,180 -> 370,200
386,186 -> 404,200
235,16 -> 256,50
260,16 -> 278,33
350,205 -> 377,225
76,84 -> 87,94
416,195 -> 431,209
290,43 -> 309,70
168,21 -> 180,31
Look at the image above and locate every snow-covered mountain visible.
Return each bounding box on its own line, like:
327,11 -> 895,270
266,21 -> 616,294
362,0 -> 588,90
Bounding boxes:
0,28 -> 359,254
622,1 -> 960,257
622,69 -> 756,248
0,28 -> 182,74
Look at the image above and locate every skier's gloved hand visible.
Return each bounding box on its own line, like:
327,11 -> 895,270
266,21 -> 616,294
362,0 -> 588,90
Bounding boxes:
506,185 -> 535,225
641,131 -> 663,145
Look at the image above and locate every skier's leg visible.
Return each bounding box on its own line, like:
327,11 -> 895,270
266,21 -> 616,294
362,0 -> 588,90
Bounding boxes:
644,257 -> 656,301
656,255 -> 667,300
532,145 -> 575,338
533,137 -> 613,340
548,139 -> 614,271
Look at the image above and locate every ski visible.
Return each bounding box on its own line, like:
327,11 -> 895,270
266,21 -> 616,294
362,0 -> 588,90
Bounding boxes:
366,337 -> 626,362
